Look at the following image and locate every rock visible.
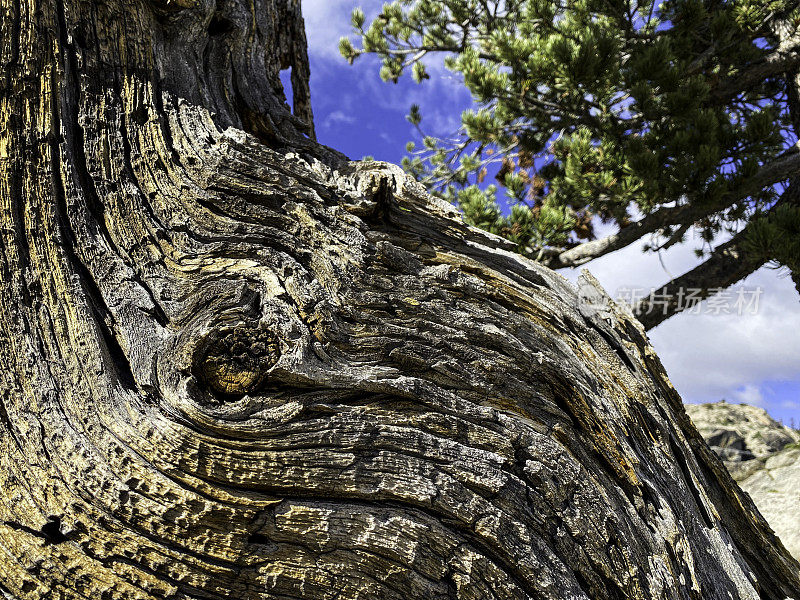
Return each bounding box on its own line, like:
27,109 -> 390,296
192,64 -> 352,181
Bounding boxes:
738,448 -> 800,561
705,429 -> 755,462
686,401 -> 800,560
685,400 -> 800,461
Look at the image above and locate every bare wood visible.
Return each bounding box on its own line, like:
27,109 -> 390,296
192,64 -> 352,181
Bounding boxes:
0,1 -> 799,599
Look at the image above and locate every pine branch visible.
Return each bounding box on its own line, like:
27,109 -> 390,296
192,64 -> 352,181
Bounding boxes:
634,229 -> 766,330
542,150 -> 800,269
711,51 -> 800,103
635,180 -> 800,329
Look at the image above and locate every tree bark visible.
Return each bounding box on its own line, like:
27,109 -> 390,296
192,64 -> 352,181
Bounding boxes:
0,1 -> 799,599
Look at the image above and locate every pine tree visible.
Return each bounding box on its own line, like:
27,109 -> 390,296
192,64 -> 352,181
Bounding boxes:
341,0 -> 800,327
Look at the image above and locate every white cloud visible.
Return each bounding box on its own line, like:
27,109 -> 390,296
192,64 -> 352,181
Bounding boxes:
320,109 -> 357,129
560,234 -> 800,410
647,267 -> 800,406
302,0 -> 356,61
733,384 -> 765,407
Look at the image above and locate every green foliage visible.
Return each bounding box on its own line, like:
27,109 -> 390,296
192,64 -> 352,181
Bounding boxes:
407,103 -> 422,126
342,0 -> 799,265
746,203 -> 800,274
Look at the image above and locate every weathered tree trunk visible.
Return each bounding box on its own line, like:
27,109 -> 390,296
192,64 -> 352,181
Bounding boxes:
0,0 -> 798,598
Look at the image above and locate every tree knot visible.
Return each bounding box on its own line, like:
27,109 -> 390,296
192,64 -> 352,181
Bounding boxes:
195,323 -> 280,398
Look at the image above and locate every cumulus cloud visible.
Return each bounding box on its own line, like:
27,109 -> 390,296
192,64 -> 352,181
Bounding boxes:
560,235 -> 800,413
733,384 -> 766,407
649,267 -> 800,407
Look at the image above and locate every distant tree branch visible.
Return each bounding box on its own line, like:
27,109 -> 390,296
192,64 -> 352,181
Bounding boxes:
542,150 -> 800,269
711,50 -> 800,103
635,180 -> 800,329
634,230 -> 766,330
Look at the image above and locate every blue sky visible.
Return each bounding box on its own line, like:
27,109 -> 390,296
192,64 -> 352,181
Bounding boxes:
301,0 -> 800,426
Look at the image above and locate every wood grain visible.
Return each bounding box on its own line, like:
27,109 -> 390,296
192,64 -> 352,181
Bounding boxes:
0,0 -> 798,598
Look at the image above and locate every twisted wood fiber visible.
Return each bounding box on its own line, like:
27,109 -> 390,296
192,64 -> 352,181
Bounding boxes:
0,0 -> 798,598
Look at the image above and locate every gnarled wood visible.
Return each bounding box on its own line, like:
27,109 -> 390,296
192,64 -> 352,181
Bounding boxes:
0,0 -> 799,598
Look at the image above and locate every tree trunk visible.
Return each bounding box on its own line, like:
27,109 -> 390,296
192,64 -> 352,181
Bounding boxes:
0,1 -> 798,598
